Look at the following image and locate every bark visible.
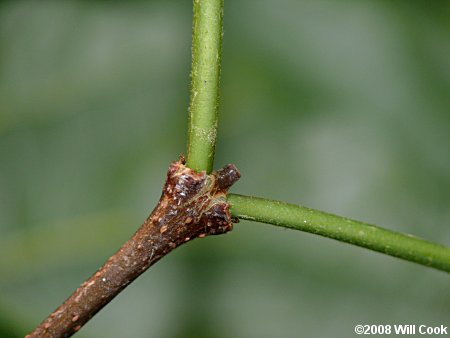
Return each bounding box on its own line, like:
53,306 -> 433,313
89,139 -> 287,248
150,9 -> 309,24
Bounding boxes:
27,158 -> 240,338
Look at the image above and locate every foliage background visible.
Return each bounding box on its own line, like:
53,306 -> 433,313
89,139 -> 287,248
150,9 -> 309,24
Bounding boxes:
1,1 -> 449,337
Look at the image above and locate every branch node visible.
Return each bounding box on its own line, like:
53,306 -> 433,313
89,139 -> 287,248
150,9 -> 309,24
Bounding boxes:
28,159 -> 240,337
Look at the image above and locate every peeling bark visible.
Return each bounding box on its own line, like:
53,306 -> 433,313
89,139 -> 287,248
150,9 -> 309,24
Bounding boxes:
27,158 -> 240,338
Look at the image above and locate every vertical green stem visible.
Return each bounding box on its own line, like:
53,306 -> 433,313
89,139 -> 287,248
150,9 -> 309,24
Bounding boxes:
186,0 -> 224,174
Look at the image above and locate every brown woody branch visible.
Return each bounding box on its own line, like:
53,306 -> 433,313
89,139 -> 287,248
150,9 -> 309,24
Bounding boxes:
27,158 -> 240,338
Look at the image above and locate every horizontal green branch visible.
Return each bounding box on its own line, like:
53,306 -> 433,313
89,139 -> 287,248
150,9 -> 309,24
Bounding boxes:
227,194 -> 450,273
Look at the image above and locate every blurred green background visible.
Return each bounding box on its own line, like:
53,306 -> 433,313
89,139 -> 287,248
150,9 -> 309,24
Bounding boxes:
1,1 -> 449,337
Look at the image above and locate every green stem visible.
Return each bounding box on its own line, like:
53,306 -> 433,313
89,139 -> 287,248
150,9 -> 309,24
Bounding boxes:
186,0 -> 224,173
227,194 -> 450,273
